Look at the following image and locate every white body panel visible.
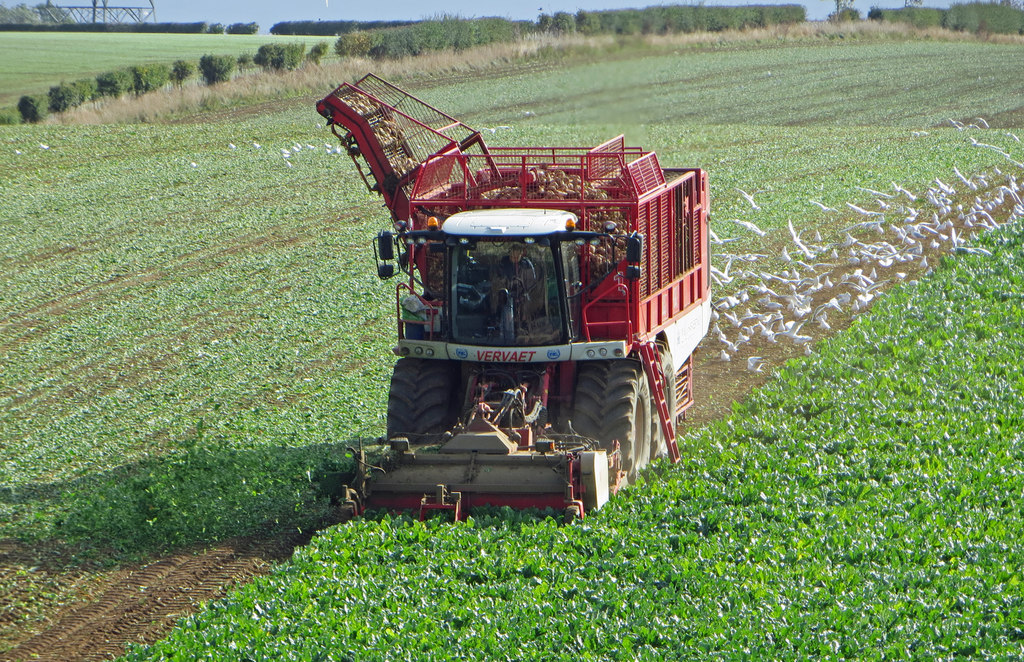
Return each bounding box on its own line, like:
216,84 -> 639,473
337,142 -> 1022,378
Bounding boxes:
662,298 -> 712,371
440,209 -> 576,236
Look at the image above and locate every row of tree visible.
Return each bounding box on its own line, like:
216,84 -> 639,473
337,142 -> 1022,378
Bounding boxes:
0,1 -> 64,23
332,6 -> 807,60
15,41 -> 328,123
867,2 -> 1024,33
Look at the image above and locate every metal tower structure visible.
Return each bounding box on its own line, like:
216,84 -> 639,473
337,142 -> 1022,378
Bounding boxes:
43,0 -> 156,24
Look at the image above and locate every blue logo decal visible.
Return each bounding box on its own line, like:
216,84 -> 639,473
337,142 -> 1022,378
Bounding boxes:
455,348 -> 469,359
547,349 -> 561,360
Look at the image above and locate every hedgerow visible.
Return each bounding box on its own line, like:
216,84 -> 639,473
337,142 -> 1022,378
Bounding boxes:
270,19 -> 414,36
944,1 -> 1024,34
0,21 -> 212,33
867,6 -> 945,28
338,16 -> 526,60
332,8 -> 805,61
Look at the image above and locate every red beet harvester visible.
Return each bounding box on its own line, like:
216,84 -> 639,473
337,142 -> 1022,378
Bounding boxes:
316,75 -> 710,521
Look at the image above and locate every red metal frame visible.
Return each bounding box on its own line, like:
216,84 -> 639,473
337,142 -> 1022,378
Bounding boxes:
406,151 -> 708,346
318,77 -> 709,349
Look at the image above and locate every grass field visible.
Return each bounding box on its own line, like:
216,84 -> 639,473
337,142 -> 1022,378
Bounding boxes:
0,32 -> 333,106
1,31 -> 1024,657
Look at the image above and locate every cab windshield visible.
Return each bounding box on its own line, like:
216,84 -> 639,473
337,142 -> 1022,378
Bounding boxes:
451,239 -> 564,346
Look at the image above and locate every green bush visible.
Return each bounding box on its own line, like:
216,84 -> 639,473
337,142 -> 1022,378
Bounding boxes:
129,63 -> 170,94
47,78 -> 96,113
0,106 -> 22,125
237,52 -> 254,69
368,28 -> 422,59
226,21 -> 258,34
198,54 -> 236,84
96,69 -> 133,97
308,41 -> 329,64
282,42 -> 307,68
170,59 -> 196,86
75,76 -> 97,101
17,94 -> 48,123
205,22 -> 225,34
335,30 -> 372,58
253,42 -> 306,70
47,82 -> 74,112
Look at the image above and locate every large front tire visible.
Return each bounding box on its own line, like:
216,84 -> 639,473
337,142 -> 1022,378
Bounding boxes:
571,359 -> 652,484
386,358 -> 459,443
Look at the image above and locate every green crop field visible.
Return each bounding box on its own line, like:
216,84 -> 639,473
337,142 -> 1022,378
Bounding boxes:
1,33 -> 1023,658
123,218 -> 1024,659
0,32 -> 333,105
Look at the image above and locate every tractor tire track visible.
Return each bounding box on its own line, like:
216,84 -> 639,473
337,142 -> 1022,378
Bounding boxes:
0,530 -> 318,662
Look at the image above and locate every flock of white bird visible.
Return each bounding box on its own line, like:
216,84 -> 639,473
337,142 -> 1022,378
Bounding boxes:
243,128 -> 1023,376
708,130 -> 1024,373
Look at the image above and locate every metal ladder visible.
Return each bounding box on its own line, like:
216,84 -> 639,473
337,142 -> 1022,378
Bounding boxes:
639,341 -> 680,462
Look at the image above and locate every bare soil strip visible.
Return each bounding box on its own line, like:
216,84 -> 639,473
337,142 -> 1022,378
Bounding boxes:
0,532 -> 313,662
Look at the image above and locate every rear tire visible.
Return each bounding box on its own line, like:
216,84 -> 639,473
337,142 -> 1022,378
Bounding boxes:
386,358 -> 459,443
571,359 -> 652,484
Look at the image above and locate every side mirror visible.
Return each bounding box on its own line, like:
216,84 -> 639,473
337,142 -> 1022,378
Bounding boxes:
625,265 -> 641,281
376,231 -> 395,261
378,263 -> 395,279
626,233 -> 643,264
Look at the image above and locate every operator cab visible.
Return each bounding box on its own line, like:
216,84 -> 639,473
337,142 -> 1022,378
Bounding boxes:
443,210 -> 581,347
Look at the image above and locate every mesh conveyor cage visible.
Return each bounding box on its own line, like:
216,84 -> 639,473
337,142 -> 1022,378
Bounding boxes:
409,147 -> 662,212
350,74 -> 479,163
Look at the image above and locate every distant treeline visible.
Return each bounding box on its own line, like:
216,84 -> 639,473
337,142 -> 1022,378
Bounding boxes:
277,5 -> 806,42
335,17 -> 530,59
270,19 -> 416,36
0,21 -> 259,33
332,6 -> 805,60
869,2 -> 1024,34
570,4 -> 806,34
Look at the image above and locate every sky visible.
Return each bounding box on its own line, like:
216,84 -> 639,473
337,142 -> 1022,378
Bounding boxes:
142,0 -> 955,33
